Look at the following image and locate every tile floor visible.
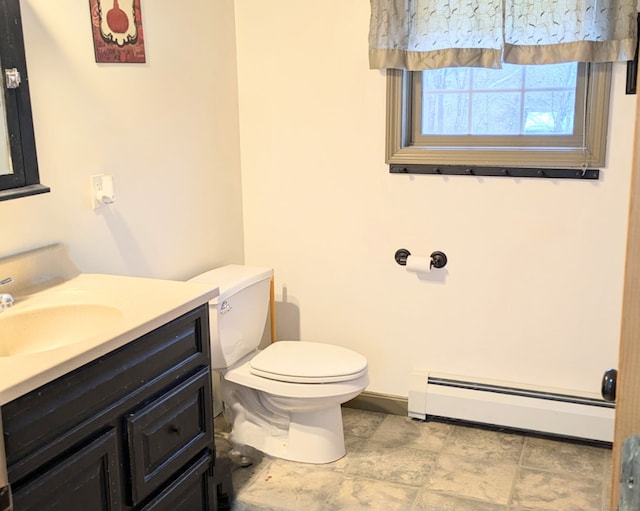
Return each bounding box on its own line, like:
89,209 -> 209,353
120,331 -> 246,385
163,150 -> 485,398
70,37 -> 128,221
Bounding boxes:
214,407 -> 613,511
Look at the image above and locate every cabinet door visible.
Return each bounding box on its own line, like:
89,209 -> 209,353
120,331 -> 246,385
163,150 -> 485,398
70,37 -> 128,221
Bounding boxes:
12,428 -> 122,511
126,368 -> 214,504
141,453 -> 215,511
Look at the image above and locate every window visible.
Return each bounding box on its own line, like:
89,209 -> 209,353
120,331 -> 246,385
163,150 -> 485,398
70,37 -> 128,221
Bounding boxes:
0,0 -> 48,200
386,63 -> 612,177
417,63 -> 579,137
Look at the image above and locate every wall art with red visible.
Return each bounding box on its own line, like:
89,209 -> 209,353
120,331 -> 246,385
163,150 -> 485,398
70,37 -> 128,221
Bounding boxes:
89,0 -> 146,63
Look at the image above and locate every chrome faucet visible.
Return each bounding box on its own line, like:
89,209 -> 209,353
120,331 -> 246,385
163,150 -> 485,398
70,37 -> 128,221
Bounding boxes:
0,277 -> 14,312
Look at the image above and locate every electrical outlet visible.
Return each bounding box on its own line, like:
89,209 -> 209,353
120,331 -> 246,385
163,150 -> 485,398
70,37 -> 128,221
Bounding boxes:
90,174 -> 104,210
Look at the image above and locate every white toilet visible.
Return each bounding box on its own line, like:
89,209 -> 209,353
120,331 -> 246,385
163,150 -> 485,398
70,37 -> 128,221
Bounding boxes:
189,264 -> 369,464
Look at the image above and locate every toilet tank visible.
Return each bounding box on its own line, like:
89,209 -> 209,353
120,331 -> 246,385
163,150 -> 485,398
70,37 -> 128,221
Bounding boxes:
189,264 -> 273,370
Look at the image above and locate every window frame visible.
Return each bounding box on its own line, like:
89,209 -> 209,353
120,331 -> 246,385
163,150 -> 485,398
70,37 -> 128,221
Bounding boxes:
386,63 -> 612,172
0,0 -> 48,201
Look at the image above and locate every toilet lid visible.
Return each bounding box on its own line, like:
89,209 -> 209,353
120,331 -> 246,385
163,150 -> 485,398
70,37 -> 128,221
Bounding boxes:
249,341 -> 368,384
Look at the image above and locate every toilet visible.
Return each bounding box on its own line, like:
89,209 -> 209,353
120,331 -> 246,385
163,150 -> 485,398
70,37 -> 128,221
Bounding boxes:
189,264 -> 369,464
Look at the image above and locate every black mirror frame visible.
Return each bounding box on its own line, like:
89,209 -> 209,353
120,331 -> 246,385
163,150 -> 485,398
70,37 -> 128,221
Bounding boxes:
0,0 -> 49,201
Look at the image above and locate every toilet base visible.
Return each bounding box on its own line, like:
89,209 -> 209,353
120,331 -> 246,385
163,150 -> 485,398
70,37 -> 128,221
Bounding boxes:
230,404 -> 346,464
219,361 -> 368,465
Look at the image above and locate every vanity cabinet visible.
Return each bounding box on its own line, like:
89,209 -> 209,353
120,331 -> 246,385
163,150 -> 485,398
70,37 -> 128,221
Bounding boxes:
1,305 -> 221,511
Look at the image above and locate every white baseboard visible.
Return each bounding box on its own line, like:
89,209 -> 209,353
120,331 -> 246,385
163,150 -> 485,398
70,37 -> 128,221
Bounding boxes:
408,371 -> 615,442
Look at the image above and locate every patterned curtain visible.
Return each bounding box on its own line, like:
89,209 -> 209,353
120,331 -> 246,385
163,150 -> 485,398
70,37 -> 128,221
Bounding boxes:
369,0 -> 638,70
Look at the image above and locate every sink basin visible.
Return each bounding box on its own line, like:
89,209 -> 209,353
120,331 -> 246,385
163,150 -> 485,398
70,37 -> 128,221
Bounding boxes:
0,304 -> 124,357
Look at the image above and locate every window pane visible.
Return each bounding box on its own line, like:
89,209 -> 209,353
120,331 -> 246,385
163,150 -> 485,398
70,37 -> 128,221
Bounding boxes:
472,65 -> 523,90
524,90 -> 576,135
525,62 -> 578,89
420,62 -> 578,137
471,92 -> 521,135
422,67 -> 470,91
421,93 -> 469,134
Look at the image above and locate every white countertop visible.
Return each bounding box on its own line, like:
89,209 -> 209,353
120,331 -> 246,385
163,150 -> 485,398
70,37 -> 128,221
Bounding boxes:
0,273 -> 219,405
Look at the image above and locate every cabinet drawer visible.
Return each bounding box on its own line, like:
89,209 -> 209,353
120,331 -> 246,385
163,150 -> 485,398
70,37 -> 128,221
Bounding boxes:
127,368 -> 213,504
12,428 -> 122,511
141,453 -> 214,511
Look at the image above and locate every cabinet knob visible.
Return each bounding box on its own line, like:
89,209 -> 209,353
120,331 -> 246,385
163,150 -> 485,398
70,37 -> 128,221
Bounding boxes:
169,425 -> 183,436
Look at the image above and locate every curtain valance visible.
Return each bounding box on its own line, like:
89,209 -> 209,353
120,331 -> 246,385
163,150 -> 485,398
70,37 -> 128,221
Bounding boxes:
369,0 -> 638,70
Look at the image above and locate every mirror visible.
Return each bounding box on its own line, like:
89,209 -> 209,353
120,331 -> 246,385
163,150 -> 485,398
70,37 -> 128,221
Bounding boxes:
0,0 -> 49,200
0,80 -> 10,176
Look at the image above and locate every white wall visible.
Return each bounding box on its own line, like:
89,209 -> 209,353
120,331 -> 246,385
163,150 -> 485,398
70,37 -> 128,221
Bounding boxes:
0,0 -> 632,402
0,0 -> 244,280
235,1 -> 636,397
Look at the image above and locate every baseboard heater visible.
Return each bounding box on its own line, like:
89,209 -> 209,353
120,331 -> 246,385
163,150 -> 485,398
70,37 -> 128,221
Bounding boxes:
408,371 -> 615,442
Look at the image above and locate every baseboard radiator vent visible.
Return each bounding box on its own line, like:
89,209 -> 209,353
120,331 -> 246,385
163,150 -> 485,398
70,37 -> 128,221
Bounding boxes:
408,371 -> 615,442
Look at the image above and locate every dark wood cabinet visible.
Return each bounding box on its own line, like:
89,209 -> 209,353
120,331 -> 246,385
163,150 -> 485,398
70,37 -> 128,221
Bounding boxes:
141,453 -> 215,511
2,305 -> 220,511
126,368 -> 213,505
12,428 -> 123,511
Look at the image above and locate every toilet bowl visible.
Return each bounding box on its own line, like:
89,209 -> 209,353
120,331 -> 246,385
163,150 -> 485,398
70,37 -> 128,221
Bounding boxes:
189,265 -> 369,464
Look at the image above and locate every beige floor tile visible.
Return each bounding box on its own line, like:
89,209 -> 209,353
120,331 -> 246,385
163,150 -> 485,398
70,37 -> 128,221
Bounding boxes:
427,453 -> 518,505
443,424 -> 525,463
510,468 -> 602,511
411,490 -> 508,511
218,408 -> 615,511
232,501 -> 284,511
237,458 -> 345,511
214,427 -> 271,495
342,407 -> 387,438
369,415 -> 452,453
521,437 -> 608,479
324,435 -> 368,473
231,456 -> 272,496
323,476 -> 419,511
602,449 -> 613,511
346,440 -> 439,487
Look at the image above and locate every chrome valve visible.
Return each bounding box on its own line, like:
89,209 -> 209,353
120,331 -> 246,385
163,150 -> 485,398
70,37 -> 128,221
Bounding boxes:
0,277 -> 14,312
0,294 -> 13,309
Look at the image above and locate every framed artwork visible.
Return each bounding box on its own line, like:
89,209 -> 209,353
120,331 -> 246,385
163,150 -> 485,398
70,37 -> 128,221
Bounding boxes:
89,0 -> 146,63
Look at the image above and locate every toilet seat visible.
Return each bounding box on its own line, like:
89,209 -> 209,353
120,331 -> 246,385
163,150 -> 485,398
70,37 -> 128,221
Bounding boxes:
249,341 -> 368,383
